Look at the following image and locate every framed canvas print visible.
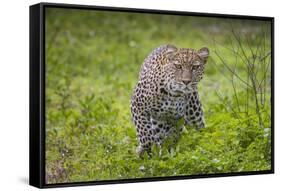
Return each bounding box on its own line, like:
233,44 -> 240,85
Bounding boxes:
29,2 -> 274,188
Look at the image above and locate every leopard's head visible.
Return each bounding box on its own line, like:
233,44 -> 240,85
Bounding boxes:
164,45 -> 209,94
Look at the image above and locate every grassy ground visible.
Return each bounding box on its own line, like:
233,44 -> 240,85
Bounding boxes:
45,8 -> 272,184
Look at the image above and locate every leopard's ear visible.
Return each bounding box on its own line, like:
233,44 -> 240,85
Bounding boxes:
165,44 -> 177,61
198,47 -> 209,60
166,44 -> 177,53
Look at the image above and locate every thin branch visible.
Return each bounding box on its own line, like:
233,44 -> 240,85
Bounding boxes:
214,50 -> 253,88
215,90 -> 241,123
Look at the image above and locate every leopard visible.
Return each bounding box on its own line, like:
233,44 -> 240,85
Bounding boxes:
130,44 -> 209,157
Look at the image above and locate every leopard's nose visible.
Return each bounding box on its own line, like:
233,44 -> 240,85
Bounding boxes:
182,79 -> 191,85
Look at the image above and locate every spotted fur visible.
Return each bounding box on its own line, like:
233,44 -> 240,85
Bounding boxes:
131,44 -> 209,157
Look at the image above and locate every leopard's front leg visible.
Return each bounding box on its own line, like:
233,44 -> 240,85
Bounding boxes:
184,92 -> 205,129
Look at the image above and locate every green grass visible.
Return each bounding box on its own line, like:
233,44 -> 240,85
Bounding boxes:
45,8 -> 272,184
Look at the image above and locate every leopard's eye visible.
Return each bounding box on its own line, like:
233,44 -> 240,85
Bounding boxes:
192,65 -> 200,70
175,64 -> 182,69
193,60 -> 201,66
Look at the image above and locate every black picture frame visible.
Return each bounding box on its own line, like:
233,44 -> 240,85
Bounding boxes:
30,2 -> 274,189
